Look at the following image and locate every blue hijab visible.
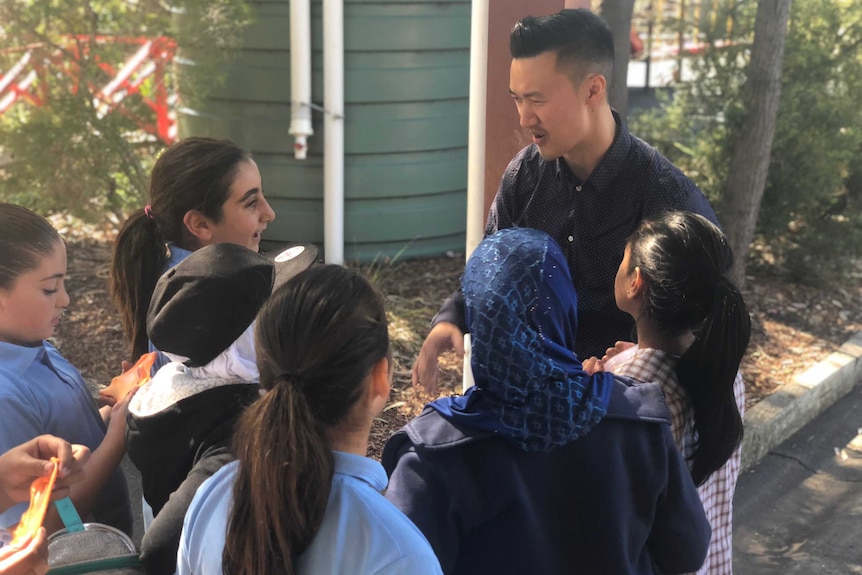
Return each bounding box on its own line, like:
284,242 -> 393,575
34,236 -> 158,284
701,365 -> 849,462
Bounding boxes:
429,228 -> 614,452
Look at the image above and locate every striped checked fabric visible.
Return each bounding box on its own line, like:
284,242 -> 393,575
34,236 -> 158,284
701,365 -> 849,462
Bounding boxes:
613,347 -> 744,575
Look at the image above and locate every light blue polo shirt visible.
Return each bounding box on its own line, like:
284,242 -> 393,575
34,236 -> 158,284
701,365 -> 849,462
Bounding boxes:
178,451 -> 443,575
0,341 -> 131,532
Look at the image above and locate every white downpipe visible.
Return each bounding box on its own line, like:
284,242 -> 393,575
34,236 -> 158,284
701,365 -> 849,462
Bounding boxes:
289,0 -> 313,160
465,0 -> 489,260
323,0 -> 344,264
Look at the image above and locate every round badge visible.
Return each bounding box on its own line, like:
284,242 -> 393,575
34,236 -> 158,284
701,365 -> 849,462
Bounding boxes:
274,246 -> 306,262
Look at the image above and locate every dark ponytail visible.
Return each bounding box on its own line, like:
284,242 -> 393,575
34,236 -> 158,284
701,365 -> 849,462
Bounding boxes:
223,265 -> 389,575
628,211 -> 750,486
676,278 -> 750,485
224,380 -> 332,574
109,137 -> 251,359
110,210 -> 167,359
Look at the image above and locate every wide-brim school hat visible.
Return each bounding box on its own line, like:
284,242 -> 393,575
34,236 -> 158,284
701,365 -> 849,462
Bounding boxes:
147,242 -> 319,367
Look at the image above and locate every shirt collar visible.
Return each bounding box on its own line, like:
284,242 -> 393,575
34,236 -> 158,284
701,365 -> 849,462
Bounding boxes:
332,450 -> 388,492
555,109 -> 633,194
166,244 -> 194,269
0,340 -> 48,376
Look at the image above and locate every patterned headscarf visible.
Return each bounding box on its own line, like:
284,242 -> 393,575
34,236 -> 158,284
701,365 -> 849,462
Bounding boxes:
429,228 -> 613,452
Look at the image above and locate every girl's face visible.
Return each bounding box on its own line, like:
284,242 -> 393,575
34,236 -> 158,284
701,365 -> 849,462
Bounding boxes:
0,241 -> 70,346
206,160 -> 276,252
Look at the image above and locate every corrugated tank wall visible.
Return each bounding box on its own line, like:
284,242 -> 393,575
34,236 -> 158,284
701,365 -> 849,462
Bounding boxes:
177,0 -> 470,261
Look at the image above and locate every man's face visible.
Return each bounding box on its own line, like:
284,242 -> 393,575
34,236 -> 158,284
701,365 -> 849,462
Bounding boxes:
509,51 -> 592,163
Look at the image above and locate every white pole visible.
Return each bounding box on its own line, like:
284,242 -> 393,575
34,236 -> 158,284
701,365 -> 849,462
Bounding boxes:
465,0 -> 489,260
323,0 -> 345,265
289,0 -> 313,159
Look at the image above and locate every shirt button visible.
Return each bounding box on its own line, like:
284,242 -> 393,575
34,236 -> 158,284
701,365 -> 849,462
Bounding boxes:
575,185 -> 582,192
567,235 -> 574,242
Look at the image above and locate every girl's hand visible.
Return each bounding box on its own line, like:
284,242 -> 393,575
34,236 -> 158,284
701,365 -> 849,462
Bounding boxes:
98,361 -> 135,408
602,341 -> 636,362
104,386 -> 138,443
583,357 -> 604,375
0,527 -> 48,575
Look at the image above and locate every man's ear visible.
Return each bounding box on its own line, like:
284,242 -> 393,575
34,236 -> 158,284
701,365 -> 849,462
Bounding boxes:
182,210 -> 213,244
584,73 -> 607,105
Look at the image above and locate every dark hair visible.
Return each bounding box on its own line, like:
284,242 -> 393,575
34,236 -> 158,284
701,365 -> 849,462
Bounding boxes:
110,137 -> 252,359
627,211 -> 750,486
510,9 -> 615,89
223,265 -> 389,575
0,204 -> 62,290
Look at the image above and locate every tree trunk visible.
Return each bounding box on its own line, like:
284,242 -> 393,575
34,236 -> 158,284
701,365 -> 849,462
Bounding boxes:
600,0 -> 635,119
722,0 -> 792,289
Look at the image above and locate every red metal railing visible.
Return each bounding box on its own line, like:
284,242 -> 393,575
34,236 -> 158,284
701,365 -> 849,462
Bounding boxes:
0,36 -> 177,144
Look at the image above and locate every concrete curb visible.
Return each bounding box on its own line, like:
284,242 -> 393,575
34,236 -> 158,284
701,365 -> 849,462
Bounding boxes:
741,330 -> 862,471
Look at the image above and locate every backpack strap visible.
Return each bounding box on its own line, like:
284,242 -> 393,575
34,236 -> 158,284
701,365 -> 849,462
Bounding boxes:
53,497 -> 84,533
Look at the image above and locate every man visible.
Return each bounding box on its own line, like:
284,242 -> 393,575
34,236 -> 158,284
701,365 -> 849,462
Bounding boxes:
413,9 -> 718,393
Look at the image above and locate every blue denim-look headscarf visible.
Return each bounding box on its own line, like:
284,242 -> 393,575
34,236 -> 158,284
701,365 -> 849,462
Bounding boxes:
429,228 -> 614,452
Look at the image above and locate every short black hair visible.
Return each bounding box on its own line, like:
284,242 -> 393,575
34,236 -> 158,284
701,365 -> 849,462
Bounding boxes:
510,9 -> 615,88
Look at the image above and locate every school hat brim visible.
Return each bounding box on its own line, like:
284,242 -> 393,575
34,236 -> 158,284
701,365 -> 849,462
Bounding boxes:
147,242 -> 318,367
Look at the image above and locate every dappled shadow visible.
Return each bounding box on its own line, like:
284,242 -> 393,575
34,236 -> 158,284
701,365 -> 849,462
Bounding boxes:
734,385 -> 862,574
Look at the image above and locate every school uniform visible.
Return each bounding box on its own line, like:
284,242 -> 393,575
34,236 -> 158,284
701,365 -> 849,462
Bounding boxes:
126,362 -> 259,575
0,340 -> 132,533
177,453 -> 443,575
614,348 -> 745,575
132,242 -> 324,574
383,378 -> 711,575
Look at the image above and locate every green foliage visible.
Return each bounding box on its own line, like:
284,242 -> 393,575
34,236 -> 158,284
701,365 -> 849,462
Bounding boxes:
171,0 -> 253,105
631,0 -> 862,283
0,92 -> 151,220
631,0 -> 754,205
0,0 -> 251,221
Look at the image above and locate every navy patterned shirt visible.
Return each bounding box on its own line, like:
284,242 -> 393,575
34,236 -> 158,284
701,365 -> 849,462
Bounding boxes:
435,112 -> 718,360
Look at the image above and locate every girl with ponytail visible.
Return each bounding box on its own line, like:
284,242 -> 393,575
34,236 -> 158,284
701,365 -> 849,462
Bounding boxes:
110,137 -> 275,367
589,210 -> 751,575
176,265 -> 442,575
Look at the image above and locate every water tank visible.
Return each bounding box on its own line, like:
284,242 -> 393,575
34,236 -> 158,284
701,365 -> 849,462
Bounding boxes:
177,0 -> 470,261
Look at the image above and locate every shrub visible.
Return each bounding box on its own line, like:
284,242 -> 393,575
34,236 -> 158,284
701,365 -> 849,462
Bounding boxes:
0,0 -> 250,222
631,0 -> 862,283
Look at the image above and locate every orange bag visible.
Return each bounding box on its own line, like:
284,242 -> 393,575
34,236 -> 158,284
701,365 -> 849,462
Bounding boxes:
98,352 -> 158,404
9,457 -> 59,547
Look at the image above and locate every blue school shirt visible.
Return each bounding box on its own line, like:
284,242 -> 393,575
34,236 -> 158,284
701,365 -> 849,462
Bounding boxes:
178,452 -> 443,575
148,244 -> 193,373
0,341 -> 132,532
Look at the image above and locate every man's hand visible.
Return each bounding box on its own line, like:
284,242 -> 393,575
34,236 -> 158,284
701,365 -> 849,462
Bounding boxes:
412,322 -> 465,395
0,436 -> 90,506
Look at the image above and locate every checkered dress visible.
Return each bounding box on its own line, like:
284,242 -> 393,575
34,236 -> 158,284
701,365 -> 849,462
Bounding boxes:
614,348 -> 744,575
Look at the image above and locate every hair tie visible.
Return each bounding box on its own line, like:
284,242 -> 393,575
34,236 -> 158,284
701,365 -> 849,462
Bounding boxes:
144,205 -> 155,220
278,371 -> 302,384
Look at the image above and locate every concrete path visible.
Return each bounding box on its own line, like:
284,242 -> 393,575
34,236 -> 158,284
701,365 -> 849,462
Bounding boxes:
733,382 -> 862,574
